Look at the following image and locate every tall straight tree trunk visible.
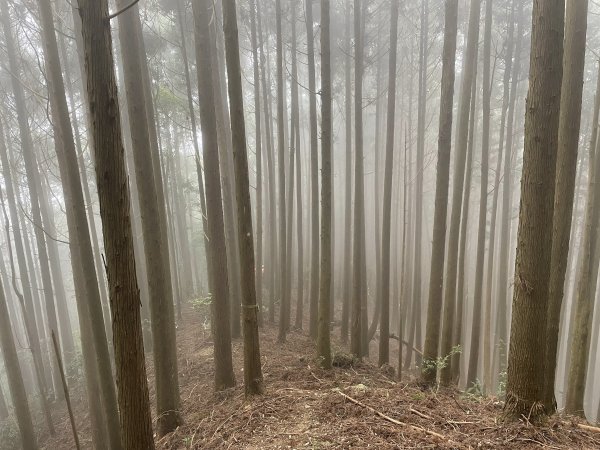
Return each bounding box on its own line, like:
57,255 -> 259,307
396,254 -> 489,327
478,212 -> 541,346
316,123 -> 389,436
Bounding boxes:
467,0 -> 493,388
453,72 -> 478,383
0,276 -> 37,449
409,0 -> 429,371
276,0 -> 288,343
249,0 -> 264,325
565,111 -> 600,417
38,176 -> 75,373
285,8 -> 297,333
221,0 -> 264,396
115,2 -> 181,434
306,0 -> 320,338
175,0 -> 212,299
208,13 -> 243,340
317,0 -> 332,370
496,0 -> 525,380
63,12 -> 114,347
545,0 -> 589,412
291,5 -> 304,331
351,0 -> 366,359
77,0 -> 156,445
505,0 -> 564,421
257,1 -> 278,324
192,0 -> 236,392
483,0 -> 515,393
378,0 -> 399,368
440,0 -> 481,386
341,2 -> 353,343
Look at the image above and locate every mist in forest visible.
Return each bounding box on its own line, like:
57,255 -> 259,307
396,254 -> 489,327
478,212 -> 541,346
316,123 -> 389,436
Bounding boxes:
0,0 -> 599,448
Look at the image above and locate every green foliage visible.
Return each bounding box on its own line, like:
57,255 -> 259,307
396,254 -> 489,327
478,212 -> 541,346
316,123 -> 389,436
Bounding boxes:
190,294 -> 212,311
421,345 -> 462,375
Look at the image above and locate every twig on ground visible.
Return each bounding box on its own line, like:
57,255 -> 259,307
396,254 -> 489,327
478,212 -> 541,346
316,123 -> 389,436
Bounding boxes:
337,390 -> 447,441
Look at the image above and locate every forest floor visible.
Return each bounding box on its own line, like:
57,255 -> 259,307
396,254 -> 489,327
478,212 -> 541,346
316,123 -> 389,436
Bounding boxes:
37,303 -> 600,449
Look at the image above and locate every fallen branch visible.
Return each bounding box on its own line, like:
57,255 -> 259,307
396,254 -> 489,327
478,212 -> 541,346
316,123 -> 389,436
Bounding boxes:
578,423 -> 600,433
389,334 -> 423,356
410,407 -> 432,420
338,390 -> 446,440
561,421 -> 600,433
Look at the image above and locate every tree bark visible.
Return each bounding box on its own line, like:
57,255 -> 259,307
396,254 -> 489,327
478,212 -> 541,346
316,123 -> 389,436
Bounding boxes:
221,0 -> 264,396
306,0 -> 320,339
505,0 -> 564,421
76,0 -> 156,445
439,0 -> 481,386
192,0 -> 236,392
341,2 -> 353,344
467,0 -> 493,388
378,0 -> 399,368
545,0 -> 589,412
317,0 -> 332,370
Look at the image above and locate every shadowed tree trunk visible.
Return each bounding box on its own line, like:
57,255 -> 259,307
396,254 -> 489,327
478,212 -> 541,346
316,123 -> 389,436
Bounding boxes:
467,0 -> 493,388
351,0 -> 366,359
192,0 -> 236,392
341,2 -> 353,344
318,0 -> 332,370
257,0 -> 278,325
175,0 -> 212,296
453,71 -> 478,383
379,0 -> 399,368
483,0 -> 515,393
504,0 -> 564,421
306,0 -> 320,339
545,0 -> 589,412
76,0 -> 156,445
496,0 -> 525,381
221,0 -> 264,396
249,0 -> 264,325
440,0 -> 481,386
115,1 -> 182,434
276,0 -> 288,343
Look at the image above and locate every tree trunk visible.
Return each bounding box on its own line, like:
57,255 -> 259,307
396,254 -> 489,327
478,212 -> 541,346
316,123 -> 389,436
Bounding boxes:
496,0 -> 525,382
504,0 -> 564,421
341,2 -> 353,344
467,0 -> 492,388
317,0 -> 332,370
306,0 -> 320,339
452,69 -> 478,384
77,0 -> 156,445
221,0 -> 264,396
249,0 -> 264,325
276,0 -> 288,343
115,2 -> 181,434
439,0 -> 481,386
351,0 -> 366,359
257,1 -> 278,325
483,0 -> 515,394
378,0 -> 399,368
192,0 -> 236,392
545,0 -> 589,412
